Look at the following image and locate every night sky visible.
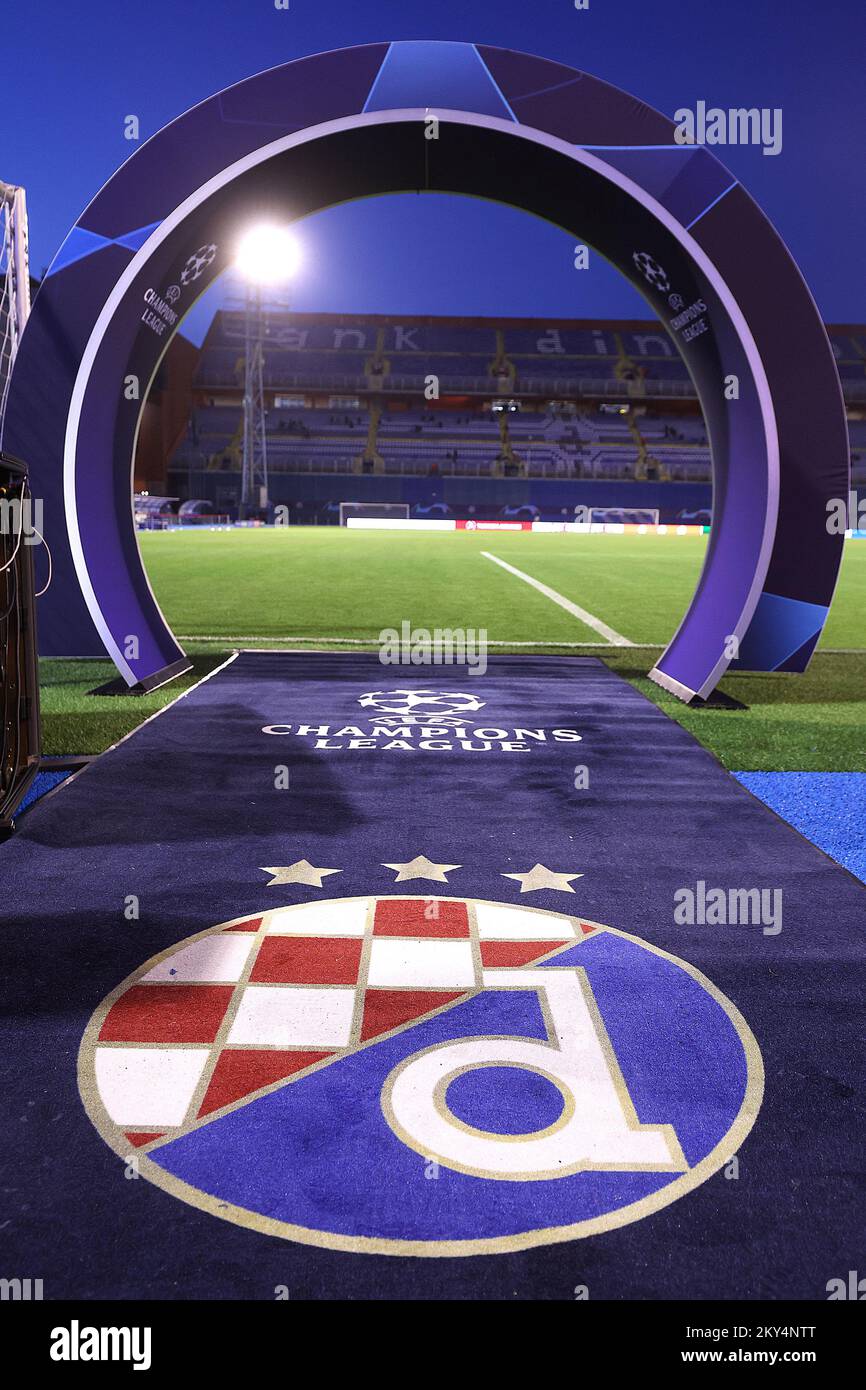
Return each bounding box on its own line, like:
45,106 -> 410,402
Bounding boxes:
4,0 -> 864,331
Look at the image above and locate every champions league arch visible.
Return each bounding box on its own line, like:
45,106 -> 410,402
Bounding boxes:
1,41 -> 849,700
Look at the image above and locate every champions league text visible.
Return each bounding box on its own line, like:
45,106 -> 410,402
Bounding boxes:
261,721 -> 583,752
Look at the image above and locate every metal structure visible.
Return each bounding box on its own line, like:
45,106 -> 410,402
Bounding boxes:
222,288 -> 293,517
240,284 -> 269,516
0,182 -> 31,426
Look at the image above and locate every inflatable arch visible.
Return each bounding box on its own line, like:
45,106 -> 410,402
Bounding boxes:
2,41 -> 848,700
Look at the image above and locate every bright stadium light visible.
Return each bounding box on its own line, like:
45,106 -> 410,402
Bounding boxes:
234,224 -> 302,284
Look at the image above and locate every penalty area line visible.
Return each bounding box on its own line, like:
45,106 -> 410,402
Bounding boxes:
480,552 -> 634,647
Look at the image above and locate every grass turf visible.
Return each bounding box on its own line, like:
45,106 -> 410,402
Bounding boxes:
137,526 -> 866,649
137,528 -> 605,643
36,528 -> 866,769
38,655 -> 228,757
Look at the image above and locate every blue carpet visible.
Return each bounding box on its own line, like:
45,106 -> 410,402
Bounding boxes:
735,772 -> 866,884
0,653 -> 863,1299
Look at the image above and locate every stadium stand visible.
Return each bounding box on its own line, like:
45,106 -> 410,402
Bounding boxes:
137,313 -> 866,522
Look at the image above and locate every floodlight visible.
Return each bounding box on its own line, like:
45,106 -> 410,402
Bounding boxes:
234,225 -> 302,284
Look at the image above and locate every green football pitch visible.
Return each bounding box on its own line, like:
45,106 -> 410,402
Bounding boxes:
39,528 -> 866,769
137,526 -> 866,649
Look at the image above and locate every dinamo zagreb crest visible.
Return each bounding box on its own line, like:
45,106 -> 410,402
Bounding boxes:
79,897 -> 763,1254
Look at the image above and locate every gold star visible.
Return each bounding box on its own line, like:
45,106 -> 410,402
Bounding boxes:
261,860 -> 342,888
382,855 -> 462,883
501,863 -> 584,894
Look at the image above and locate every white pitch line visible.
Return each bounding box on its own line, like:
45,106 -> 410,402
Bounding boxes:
481,551 -> 633,647
175,635 -> 660,648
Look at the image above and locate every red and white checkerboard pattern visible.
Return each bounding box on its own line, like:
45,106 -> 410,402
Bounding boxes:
90,897 -> 596,1148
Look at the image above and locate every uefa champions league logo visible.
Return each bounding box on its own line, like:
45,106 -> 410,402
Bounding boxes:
632,251 -> 670,293
260,687 -> 584,749
357,689 -> 486,723
180,244 -> 217,286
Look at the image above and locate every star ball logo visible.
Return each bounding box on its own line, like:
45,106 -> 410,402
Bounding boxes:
78,894 -> 763,1253
632,251 -> 670,293
357,689 -> 485,722
180,244 -> 217,286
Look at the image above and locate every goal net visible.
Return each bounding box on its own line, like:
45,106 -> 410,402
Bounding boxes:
339,502 -> 410,526
587,506 -> 660,526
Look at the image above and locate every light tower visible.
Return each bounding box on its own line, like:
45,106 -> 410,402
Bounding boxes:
233,225 -> 301,519
240,282 -> 269,518
0,181 -> 31,428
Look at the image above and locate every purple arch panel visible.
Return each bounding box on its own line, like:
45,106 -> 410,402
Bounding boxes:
2,41 -> 847,699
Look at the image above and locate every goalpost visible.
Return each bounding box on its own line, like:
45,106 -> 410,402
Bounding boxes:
586,506 -> 660,526
339,502 -> 410,526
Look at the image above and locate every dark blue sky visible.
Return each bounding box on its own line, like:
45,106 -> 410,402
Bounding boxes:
5,0 -> 864,327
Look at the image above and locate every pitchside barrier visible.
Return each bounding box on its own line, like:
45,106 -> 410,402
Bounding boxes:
346,517 -> 707,535
2,41 -> 848,699
339,501 -> 411,526
134,514 -> 232,531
